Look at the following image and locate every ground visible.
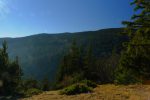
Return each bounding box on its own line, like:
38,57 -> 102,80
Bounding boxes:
21,84 -> 150,100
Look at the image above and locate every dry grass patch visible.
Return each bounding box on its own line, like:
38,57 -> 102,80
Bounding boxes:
21,84 -> 150,100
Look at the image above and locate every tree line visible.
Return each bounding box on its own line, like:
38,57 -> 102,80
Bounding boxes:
54,40 -> 119,89
0,0 -> 149,97
0,41 -> 51,98
55,0 -> 150,87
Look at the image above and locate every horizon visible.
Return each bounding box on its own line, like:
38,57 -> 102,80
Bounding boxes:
0,0 -> 134,37
0,27 -> 121,38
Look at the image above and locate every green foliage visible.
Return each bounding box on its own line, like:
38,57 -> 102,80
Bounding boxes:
93,51 -> 120,84
0,28 -> 126,81
55,74 -> 84,89
22,78 -> 40,91
80,80 -> 97,88
0,41 -> 23,96
115,0 -> 150,84
83,45 -> 96,81
114,67 -> 140,84
13,78 -> 43,97
24,88 -> 42,97
56,38 -> 121,88
56,40 -> 84,87
59,83 -> 92,95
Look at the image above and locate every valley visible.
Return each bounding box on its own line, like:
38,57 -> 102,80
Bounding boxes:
0,28 -> 126,81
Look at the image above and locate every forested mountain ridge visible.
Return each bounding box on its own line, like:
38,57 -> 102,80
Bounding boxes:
0,28 -> 127,81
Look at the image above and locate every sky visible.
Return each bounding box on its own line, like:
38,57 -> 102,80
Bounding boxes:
0,0 -> 135,37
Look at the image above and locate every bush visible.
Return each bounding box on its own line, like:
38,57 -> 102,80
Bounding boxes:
114,67 -> 140,85
24,88 -> 42,97
80,80 -> 97,88
59,83 -> 92,95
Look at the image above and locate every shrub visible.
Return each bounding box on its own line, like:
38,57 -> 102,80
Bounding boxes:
80,80 -> 97,88
59,83 -> 92,95
24,88 -> 42,97
114,67 -> 140,85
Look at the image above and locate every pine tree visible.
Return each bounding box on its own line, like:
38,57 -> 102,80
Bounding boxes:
8,56 -> 23,94
56,40 -> 83,87
115,0 -> 150,84
0,41 -> 23,95
83,45 -> 96,81
68,39 -> 83,74
0,41 -> 9,95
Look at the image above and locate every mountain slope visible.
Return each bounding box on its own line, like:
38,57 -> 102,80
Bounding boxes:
0,28 -> 127,81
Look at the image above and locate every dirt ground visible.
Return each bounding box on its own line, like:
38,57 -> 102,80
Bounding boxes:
21,84 -> 150,100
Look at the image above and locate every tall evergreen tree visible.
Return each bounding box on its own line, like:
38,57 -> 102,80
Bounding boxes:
0,41 -> 9,95
68,40 -> 83,74
83,45 -> 96,80
8,56 -> 23,94
115,0 -> 150,84
56,40 -> 83,87
0,41 -> 23,95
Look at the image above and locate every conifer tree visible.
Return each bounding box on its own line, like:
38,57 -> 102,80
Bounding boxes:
56,40 -> 83,87
0,41 -> 9,95
0,41 -> 23,95
83,45 -> 96,80
115,0 -> 150,84
68,39 -> 83,74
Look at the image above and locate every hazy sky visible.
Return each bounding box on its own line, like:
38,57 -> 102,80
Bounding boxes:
0,0 -> 134,37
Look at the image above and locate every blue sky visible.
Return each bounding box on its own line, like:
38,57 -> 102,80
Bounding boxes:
0,0 -> 134,37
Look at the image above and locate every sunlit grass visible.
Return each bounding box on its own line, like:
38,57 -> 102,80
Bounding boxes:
21,84 -> 150,100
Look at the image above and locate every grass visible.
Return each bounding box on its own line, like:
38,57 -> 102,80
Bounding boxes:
21,84 -> 150,100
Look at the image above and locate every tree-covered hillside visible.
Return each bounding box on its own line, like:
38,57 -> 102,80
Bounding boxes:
0,28 -> 127,81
